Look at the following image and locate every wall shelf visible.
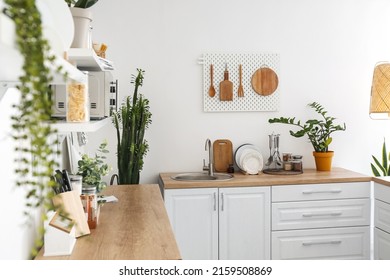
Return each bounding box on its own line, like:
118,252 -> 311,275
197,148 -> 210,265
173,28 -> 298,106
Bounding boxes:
67,48 -> 114,71
50,117 -> 112,133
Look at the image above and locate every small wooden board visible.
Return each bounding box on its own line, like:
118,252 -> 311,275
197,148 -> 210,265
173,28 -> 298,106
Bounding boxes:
213,139 -> 233,172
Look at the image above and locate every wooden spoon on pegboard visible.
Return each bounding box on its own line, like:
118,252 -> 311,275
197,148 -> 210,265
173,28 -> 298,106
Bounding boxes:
251,66 -> 279,96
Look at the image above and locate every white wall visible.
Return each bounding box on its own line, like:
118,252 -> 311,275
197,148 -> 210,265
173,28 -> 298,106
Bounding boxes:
2,0 -> 390,259
87,0 -> 390,183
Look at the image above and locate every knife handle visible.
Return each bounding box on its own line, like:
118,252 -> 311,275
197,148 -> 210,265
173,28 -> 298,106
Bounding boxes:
62,169 -> 72,192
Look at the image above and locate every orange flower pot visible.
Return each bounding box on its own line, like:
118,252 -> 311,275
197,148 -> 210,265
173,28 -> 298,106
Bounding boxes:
313,151 -> 334,171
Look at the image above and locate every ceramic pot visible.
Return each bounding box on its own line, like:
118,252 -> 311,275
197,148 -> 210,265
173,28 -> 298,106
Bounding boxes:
70,7 -> 92,48
313,151 -> 334,171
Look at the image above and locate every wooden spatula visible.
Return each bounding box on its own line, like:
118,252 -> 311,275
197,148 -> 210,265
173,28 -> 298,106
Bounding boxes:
238,64 -> 244,97
208,64 -> 216,97
220,63 -> 233,101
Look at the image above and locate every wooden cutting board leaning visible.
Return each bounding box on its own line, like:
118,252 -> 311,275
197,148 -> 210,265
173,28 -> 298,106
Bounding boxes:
213,139 -> 233,172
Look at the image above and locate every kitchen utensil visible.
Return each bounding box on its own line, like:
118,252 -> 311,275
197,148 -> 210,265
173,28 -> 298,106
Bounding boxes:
62,169 -> 73,192
265,134 -> 274,166
208,64 -> 216,97
272,134 -> 282,167
67,133 -> 81,174
238,64 -> 244,97
213,139 -> 233,172
251,66 -> 279,96
219,63 -> 233,101
55,169 -> 66,193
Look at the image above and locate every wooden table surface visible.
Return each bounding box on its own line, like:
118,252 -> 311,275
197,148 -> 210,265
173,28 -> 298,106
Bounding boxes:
160,167 -> 372,189
35,184 -> 181,260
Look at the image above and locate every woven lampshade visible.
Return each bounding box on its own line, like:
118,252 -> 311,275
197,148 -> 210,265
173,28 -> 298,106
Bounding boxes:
370,62 -> 390,119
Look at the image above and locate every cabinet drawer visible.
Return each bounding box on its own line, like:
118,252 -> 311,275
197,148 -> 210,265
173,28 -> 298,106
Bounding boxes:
272,226 -> 370,260
272,182 -> 370,202
374,228 -> 390,260
374,182 -> 390,204
375,199 -> 390,233
272,198 -> 370,230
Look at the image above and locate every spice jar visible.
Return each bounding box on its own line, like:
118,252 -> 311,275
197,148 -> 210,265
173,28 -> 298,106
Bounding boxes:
283,161 -> 293,171
282,153 -> 292,162
66,77 -> 89,122
292,155 -> 303,172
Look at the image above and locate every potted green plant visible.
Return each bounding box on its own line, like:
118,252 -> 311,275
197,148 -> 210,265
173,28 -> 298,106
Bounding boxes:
77,140 -> 110,193
65,0 -> 99,48
371,139 -> 390,176
112,69 -> 152,184
269,102 -> 346,171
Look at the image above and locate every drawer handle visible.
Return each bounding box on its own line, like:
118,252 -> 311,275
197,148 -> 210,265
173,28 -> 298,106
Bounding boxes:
302,212 -> 342,218
302,190 -> 342,195
302,240 -> 342,246
221,193 -> 224,211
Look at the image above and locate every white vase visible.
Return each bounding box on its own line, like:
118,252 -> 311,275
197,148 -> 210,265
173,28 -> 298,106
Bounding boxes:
70,7 -> 92,48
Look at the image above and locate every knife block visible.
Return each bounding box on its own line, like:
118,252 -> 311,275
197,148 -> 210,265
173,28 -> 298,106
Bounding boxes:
43,211 -> 76,256
52,190 -> 90,237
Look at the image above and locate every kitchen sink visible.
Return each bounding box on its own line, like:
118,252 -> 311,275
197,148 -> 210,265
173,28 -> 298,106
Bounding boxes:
171,172 -> 234,181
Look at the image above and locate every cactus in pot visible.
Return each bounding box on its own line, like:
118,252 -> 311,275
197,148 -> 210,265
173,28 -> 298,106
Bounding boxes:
112,69 -> 152,184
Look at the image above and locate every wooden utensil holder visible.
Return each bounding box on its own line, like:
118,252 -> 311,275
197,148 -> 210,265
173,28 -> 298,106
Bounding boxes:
52,190 -> 90,237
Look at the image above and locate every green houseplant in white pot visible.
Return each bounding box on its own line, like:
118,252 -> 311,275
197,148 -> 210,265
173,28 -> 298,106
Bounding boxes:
77,140 -> 110,193
269,102 -> 346,171
65,0 -> 99,48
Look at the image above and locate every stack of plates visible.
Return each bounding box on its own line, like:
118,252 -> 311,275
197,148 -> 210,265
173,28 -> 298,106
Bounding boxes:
234,144 -> 263,175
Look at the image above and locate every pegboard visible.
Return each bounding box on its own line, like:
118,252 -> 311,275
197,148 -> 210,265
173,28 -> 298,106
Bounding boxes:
201,53 -> 280,112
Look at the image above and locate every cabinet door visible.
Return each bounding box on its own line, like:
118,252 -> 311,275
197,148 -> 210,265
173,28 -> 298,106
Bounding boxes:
219,187 -> 271,260
164,188 -> 218,260
374,228 -> 390,260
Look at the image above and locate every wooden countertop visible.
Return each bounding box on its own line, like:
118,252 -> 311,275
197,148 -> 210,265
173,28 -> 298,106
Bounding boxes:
35,184 -> 181,260
372,176 -> 390,187
160,167 -> 371,189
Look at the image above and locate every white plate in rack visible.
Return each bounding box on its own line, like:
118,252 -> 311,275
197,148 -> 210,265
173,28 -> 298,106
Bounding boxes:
241,150 -> 263,175
234,144 -> 263,174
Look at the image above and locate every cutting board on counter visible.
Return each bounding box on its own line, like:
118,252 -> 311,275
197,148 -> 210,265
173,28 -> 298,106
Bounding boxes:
213,139 -> 233,172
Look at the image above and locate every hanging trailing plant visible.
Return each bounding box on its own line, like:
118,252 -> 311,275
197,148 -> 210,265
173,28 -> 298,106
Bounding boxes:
112,69 -> 152,184
3,0 -> 63,257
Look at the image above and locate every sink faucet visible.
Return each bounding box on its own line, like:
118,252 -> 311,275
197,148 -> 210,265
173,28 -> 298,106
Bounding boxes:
203,138 -> 214,176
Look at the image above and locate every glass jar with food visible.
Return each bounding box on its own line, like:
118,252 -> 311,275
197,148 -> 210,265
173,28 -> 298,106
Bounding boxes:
66,77 -> 89,122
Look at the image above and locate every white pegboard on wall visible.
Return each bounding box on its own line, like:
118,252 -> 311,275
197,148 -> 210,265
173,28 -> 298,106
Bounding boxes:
201,53 -> 280,112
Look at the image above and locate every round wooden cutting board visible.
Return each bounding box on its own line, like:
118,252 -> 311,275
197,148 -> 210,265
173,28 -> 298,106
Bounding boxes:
251,67 -> 279,96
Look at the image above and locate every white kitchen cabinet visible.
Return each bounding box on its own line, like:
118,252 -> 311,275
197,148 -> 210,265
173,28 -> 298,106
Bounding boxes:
164,186 -> 271,260
164,188 -> 218,260
374,182 -> 390,259
271,182 -> 371,260
219,187 -> 270,260
272,226 -> 370,260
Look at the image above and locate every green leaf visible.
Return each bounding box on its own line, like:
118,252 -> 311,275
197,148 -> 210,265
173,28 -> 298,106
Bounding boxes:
371,163 -> 381,177
383,140 -> 388,174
